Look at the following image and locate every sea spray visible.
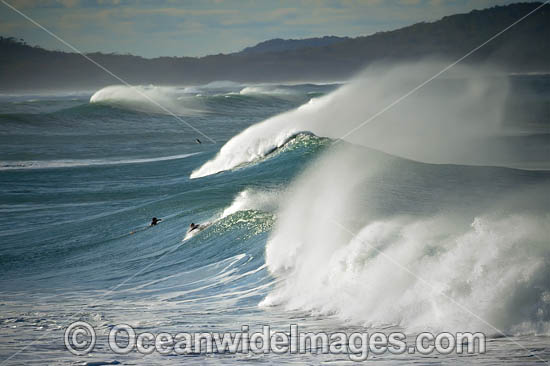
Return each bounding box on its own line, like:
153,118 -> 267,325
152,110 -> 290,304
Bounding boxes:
261,144 -> 550,335
221,189 -> 281,219
191,61 -> 516,178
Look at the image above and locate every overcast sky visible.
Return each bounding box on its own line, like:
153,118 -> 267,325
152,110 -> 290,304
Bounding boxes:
0,0 -> 540,58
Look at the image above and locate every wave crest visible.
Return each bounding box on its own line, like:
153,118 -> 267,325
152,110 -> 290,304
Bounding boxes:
190,125 -> 309,178
90,85 -> 203,115
191,61 -> 526,179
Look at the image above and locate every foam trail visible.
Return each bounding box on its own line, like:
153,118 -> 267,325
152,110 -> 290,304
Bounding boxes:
0,152 -> 200,170
191,61 -> 519,178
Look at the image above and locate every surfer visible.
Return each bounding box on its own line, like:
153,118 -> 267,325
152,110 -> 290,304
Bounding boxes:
195,138 -> 202,144
189,222 -> 200,232
130,217 -> 161,234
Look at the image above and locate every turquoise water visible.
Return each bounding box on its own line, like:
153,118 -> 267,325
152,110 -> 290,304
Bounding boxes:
1,78 -> 550,364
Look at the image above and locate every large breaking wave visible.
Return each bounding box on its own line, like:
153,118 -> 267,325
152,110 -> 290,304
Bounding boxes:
259,144 -> 550,335
189,61 -> 550,335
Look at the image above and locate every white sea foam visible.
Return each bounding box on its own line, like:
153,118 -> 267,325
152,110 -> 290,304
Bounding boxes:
238,85 -> 298,96
0,152 -> 200,170
260,145 -> 550,335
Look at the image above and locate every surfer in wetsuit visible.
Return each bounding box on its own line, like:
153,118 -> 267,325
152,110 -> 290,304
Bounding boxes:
130,217 -> 161,234
189,222 -> 200,231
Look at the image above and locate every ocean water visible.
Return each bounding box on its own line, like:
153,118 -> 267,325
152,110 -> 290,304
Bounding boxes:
1,68 -> 550,365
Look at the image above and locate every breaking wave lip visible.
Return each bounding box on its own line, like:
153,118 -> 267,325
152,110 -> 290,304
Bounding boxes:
183,188 -> 281,241
187,71 -> 371,179
0,152 -> 200,170
220,188 -> 281,219
191,61 -> 550,179
190,131 -> 321,179
188,81 -> 345,179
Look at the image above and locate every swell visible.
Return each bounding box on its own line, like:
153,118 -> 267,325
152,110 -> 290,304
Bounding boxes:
0,102 -> 147,128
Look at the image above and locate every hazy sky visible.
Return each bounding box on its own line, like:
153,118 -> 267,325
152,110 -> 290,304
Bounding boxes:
0,0 -> 540,58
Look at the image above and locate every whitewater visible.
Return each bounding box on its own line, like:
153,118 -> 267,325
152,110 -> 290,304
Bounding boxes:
1,63 -> 549,364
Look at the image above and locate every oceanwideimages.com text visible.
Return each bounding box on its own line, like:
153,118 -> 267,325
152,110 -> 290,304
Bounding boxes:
65,322 -> 486,361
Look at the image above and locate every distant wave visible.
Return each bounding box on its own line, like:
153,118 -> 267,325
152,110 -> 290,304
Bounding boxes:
0,152 -> 200,170
89,83 -> 313,117
238,86 -> 300,97
90,85 -> 204,115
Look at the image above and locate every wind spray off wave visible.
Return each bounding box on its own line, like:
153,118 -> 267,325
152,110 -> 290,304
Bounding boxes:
190,61 -> 531,178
